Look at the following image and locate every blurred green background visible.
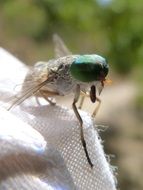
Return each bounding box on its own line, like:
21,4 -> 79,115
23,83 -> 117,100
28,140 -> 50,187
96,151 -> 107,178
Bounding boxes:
0,0 -> 143,189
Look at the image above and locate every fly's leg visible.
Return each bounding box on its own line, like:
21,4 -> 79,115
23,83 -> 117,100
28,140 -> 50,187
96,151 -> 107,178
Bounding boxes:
92,97 -> 101,117
78,95 -> 85,109
35,92 -> 54,106
79,92 -> 101,117
78,91 -> 88,109
39,90 -> 56,106
35,96 -> 41,106
72,85 -> 93,168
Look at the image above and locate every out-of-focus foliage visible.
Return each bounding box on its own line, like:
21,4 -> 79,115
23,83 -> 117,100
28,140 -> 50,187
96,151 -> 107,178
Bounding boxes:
0,0 -> 143,75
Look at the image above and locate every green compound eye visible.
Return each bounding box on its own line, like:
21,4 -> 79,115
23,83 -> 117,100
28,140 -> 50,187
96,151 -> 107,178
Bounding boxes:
70,55 -> 109,82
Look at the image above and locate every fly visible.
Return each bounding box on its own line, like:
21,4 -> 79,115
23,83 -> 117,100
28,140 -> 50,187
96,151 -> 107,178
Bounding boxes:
8,34 -> 110,168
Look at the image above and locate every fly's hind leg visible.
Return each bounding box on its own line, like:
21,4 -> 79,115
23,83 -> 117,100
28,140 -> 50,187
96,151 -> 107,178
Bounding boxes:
37,90 -> 59,106
72,85 -> 93,168
35,95 -> 41,106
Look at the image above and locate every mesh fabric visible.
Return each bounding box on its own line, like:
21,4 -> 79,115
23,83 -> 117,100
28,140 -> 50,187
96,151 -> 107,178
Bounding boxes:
0,48 -> 116,190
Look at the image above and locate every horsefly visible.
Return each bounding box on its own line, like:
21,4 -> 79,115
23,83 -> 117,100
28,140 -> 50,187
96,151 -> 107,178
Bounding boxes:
8,34 -> 110,168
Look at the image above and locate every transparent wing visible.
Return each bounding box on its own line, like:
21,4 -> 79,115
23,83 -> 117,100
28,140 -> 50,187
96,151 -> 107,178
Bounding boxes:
53,34 -> 72,58
11,63 -> 48,95
7,78 -> 52,110
6,62 -> 54,109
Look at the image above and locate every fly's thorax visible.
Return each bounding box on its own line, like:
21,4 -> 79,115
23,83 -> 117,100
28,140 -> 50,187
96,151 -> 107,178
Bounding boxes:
33,56 -> 76,95
33,56 -> 76,84
49,56 -> 77,95
56,55 -> 76,65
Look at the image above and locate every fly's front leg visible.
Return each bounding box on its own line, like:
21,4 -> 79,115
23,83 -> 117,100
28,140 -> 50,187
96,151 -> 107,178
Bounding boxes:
72,85 -> 93,168
78,91 -> 89,109
78,91 -> 101,117
80,92 -> 101,117
92,97 -> 101,117
78,96 -> 85,109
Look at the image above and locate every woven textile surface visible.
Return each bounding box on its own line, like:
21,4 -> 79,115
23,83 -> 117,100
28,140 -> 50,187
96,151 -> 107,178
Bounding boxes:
0,48 -> 116,190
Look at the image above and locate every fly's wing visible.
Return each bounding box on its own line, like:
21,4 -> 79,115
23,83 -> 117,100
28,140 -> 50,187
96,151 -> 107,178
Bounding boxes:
6,63 -> 54,110
7,78 -> 51,110
53,34 -> 72,58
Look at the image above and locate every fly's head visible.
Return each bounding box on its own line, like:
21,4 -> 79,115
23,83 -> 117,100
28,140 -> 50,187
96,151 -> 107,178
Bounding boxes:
70,54 -> 109,103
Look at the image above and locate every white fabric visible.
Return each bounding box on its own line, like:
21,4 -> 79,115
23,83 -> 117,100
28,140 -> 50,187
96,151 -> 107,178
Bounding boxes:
0,48 -> 116,190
